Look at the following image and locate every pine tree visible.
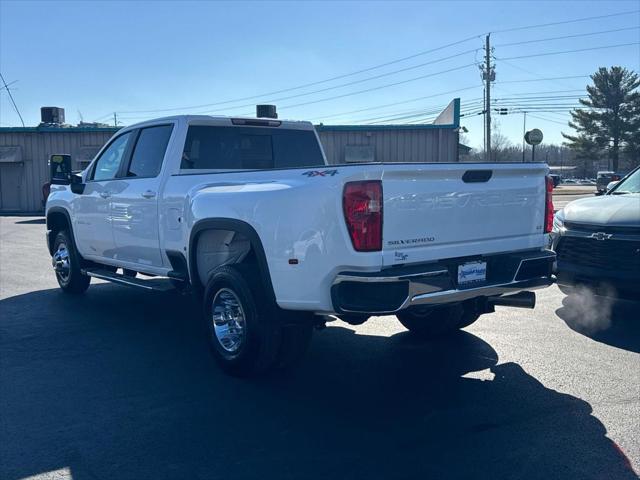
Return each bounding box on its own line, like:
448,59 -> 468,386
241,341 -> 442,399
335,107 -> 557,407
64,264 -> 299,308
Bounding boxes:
562,67 -> 640,171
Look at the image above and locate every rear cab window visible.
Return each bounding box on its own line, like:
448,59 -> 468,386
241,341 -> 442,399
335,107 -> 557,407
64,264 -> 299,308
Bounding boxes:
180,125 -> 325,171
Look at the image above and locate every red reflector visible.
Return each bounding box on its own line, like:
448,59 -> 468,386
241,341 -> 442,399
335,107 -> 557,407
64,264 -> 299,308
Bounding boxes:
343,181 -> 383,252
544,175 -> 554,233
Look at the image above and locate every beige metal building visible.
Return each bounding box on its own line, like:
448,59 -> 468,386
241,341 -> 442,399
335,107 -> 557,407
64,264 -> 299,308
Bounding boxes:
0,126 -> 118,213
0,100 -> 462,213
317,99 -> 461,164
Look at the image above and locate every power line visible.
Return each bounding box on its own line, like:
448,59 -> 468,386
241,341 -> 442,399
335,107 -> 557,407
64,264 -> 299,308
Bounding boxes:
359,101 -> 485,124
102,11 -> 639,119
494,25 -> 640,48
494,89 -> 585,96
312,85 -> 482,122
117,61 -> 479,121
115,39 -> 482,116
494,95 -> 586,102
231,47 -> 478,109
498,75 -> 590,84
0,72 -> 24,127
499,42 -> 640,61
338,96 -> 491,125
525,113 -> 570,126
254,47 -> 479,113
259,63 -> 478,112
317,87 -> 587,123
492,10 -> 639,34
125,62 -> 478,119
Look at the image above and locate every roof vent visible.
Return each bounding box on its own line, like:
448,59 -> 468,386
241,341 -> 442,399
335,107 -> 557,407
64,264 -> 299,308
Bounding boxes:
40,107 -> 65,125
256,104 -> 277,119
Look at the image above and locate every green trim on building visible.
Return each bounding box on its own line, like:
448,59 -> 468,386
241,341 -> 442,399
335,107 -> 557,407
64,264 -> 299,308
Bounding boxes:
315,123 -> 457,132
0,126 -> 120,133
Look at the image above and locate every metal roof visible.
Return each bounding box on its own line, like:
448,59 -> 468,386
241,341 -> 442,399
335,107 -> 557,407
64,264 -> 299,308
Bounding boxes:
1,98 -> 461,133
0,126 -> 120,133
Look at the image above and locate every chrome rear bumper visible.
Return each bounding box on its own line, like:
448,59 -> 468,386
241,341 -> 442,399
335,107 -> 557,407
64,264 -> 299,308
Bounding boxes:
331,249 -> 555,314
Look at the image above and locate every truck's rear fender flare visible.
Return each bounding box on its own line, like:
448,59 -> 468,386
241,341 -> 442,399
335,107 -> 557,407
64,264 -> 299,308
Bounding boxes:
46,207 -> 78,256
188,218 -> 275,302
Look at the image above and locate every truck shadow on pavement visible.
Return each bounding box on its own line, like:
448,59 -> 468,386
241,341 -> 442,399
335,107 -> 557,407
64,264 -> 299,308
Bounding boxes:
13,218 -> 46,225
1,285 -> 637,480
556,295 -> 640,354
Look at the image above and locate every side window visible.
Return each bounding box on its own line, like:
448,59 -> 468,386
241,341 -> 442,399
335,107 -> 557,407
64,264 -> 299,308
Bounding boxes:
127,125 -> 174,178
91,132 -> 133,181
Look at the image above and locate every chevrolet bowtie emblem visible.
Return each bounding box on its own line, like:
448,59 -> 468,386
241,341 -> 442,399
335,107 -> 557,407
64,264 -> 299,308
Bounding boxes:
590,232 -> 612,241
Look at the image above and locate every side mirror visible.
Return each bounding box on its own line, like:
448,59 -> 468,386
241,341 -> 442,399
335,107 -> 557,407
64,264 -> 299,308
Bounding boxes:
49,154 -> 72,185
70,173 -> 86,194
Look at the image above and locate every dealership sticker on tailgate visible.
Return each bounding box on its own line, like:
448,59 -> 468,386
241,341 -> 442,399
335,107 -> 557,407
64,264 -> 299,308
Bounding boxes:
458,261 -> 487,285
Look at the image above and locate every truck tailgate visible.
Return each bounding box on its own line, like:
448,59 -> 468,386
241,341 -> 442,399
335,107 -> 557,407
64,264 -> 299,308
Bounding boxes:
381,163 -> 548,266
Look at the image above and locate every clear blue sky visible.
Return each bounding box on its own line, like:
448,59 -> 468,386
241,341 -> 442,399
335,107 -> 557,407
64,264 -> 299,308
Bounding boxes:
1,0 -> 639,149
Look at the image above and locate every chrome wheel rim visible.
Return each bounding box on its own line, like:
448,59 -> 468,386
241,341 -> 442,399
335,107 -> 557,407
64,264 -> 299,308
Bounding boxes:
52,242 -> 71,283
211,288 -> 246,353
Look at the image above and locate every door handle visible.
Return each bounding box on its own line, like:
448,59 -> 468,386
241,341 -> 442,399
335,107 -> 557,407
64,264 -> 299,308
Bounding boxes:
99,191 -> 111,199
141,190 -> 157,199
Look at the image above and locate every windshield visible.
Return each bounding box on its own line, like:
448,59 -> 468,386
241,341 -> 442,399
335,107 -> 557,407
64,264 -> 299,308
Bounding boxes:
609,168 -> 640,194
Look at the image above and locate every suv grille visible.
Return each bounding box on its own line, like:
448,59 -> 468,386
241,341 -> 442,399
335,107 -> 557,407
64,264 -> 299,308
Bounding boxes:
556,236 -> 640,273
563,222 -> 640,235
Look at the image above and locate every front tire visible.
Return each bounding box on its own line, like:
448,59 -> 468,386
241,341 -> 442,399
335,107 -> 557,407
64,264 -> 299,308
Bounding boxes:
396,303 -> 479,338
52,230 -> 90,294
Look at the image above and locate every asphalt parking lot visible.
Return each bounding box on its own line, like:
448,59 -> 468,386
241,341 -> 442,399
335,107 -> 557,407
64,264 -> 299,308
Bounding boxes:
1,216 -> 638,480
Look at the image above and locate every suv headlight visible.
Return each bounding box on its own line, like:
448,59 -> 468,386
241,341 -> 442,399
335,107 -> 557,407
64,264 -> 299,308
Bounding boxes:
552,210 -> 565,232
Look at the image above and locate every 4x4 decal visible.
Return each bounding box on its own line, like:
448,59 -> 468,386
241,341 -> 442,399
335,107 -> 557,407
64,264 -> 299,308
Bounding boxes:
302,169 -> 339,177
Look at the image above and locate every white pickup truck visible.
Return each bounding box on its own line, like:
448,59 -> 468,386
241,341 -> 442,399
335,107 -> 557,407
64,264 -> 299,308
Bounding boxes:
45,114 -> 555,376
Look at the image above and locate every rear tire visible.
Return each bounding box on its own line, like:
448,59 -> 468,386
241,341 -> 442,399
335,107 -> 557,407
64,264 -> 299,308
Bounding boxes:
396,303 -> 480,338
52,230 -> 90,294
203,265 -> 281,377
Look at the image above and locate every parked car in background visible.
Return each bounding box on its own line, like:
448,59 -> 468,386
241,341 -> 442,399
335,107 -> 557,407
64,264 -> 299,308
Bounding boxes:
596,171 -> 622,195
606,180 -> 620,191
551,166 -> 640,300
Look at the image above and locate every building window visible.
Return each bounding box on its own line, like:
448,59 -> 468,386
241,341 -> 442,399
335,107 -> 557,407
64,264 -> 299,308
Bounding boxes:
344,145 -> 375,163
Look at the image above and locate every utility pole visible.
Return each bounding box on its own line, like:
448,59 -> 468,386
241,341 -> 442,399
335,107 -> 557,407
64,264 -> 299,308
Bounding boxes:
113,112 -> 118,127
483,34 -> 494,162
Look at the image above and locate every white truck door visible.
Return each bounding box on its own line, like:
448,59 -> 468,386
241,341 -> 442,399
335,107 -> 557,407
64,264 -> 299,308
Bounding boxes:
74,131 -> 135,260
110,124 -> 174,268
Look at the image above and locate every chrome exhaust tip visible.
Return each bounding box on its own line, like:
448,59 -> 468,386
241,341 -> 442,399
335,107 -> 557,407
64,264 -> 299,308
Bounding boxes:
488,291 -> 536,309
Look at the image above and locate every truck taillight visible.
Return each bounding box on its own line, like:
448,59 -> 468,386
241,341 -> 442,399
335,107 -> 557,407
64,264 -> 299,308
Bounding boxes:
343,180 -> 383,252
544,175 -> 554,233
